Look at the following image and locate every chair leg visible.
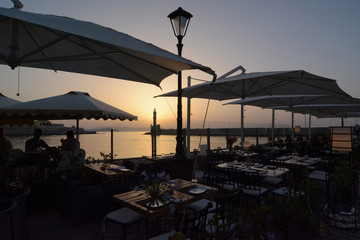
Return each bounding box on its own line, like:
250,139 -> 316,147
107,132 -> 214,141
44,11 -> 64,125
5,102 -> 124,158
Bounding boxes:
101,217 -> 128,240
100,218 -> 106,240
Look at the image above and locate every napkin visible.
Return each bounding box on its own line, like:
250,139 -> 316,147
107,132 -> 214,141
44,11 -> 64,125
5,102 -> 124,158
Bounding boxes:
110,166 -> 126,170
170,198 -> 181,203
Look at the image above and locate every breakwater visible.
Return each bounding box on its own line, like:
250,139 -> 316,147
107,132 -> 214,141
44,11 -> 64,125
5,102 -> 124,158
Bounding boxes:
148,127 -> 331,137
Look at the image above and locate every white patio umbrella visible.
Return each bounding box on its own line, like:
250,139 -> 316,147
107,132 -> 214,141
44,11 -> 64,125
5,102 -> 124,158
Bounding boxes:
0,91 -> 138,138
225,95 -> 360,146
277,104 -> 360,125
0,3 -> 214,86
0,92 -> 20,107
0,92 -> 33,125
157,70 -> 350,147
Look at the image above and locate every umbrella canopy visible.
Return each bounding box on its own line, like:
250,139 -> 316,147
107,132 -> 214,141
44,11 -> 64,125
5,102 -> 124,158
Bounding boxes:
0,92 -> 20,106
224,95 -> 360,109
278,104 -> 360,118
0,92 -> 33,126
0,5 -> 214,86
225,95 -> 360,144
157,70 -> 349,100
0,91 -> 138,121
157,70 -> 350,148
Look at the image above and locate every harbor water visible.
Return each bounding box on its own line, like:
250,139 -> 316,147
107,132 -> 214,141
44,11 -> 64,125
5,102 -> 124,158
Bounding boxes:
8,131 -> 268,159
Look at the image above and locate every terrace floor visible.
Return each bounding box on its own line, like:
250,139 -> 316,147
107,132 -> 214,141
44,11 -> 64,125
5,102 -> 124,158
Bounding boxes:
26,184 -> 360,240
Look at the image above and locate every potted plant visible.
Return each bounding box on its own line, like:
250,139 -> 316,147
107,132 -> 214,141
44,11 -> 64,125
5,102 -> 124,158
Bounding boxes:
226,136 -> 238,151
329,156 -> 357,212
168,232 -> 186,240
271,176 -> 322,240
239,205 -> 282,240
207,208 -> 239,240
135,170 -> 179,211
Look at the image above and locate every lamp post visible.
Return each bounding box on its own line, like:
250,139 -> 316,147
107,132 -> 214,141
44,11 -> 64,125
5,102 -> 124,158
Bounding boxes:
168,7 -> 193,160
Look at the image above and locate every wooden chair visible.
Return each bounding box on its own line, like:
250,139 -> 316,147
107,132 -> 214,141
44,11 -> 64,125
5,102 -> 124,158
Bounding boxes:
261,159 -> 286,188
12,186 -> 31,240
236,170 -> 268,207
101,207 -> 144,240
150,202 -> 213,240
0,199 -> 17,240
206,190 -> 241,237
215,167 -> 237,192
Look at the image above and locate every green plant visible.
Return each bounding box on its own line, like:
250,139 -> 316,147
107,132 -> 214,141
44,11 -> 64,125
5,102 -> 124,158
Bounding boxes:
332,156 -> 357,203
207,208 -> 239,240
240,205 -> 281,240
135,170 -> 178,211
168,232 -> 186,240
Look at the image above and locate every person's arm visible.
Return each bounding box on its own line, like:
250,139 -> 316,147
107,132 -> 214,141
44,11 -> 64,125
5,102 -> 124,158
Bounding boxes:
25,139 -> 30,152
41,139 -> 50,150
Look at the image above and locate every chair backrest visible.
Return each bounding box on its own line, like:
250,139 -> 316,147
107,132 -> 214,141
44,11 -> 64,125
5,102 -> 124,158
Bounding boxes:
0,199 -> 17,240
176,202 -> 212,240
215,190 -> 240,219
214,167 -> 236,191
271,159 -> 285,169
238,170 -> 262,191
201,171 -> 217,187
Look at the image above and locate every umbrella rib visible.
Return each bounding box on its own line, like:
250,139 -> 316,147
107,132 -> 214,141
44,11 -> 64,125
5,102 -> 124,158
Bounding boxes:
19,21 -> 58,71
55,31 -> 179,80
20,26 -> 177,85
68,37 -> 178,85
17,27 -> 71,66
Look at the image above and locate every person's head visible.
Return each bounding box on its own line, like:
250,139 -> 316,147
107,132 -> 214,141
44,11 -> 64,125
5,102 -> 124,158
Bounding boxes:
66,130 -> 75,139
33,128 -> 42,139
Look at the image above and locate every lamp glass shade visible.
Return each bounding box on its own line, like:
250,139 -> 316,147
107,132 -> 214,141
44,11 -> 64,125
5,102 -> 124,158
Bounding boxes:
168,7 -> 192,37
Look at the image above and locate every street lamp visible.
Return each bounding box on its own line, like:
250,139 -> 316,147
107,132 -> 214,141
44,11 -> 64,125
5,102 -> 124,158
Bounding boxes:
168,7 -> 193,160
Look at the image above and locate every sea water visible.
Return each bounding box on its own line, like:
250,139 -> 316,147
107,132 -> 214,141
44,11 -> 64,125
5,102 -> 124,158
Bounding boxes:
8,131 -> 268,159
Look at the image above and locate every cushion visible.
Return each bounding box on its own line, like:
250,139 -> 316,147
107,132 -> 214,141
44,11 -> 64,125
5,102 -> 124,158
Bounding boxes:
241,187 -> 268,196
273,187 -> 304,197
188,199 -> 216,212
308,170 -> 326,181
106,207 -> 143,224
261,176 -> 282,186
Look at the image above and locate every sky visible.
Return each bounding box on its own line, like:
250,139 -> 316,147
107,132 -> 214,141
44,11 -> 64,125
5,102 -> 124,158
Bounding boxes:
1,0 -> 360,131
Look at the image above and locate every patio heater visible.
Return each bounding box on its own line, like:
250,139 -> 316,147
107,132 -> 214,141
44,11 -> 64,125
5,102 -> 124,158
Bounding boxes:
168,7 -> 193,160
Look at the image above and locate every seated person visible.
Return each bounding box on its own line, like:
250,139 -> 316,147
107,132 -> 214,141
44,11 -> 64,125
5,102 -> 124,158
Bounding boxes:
25,128 -> 49,152
61,130 -> 80,153
0,127 -> 13,163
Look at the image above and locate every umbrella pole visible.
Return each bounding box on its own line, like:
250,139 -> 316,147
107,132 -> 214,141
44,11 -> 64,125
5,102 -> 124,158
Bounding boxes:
308,114 -> 311,139
186,76 -> 191,155
241,104 -> 244,150
76,119 -> 79,140
111,129 -> 113,161
291,112 -> 294,141
272,109 -> 275,149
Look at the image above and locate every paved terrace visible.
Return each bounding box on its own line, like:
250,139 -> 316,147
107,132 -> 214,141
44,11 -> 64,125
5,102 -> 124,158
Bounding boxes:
26,181 -> 360,240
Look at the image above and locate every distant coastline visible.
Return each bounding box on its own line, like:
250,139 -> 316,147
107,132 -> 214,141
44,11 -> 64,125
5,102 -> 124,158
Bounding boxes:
146,127 -> 331,137
4,121 -> 95,136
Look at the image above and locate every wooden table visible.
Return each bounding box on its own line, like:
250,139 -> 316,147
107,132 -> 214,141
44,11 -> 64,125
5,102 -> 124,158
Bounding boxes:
113,178 -> 218,219
83,163 -> 135,179
113,178 -> 217,239
217,162 -> 289,178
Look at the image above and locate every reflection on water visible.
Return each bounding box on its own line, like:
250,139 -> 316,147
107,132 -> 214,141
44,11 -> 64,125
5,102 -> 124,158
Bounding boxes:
8,131 -> 268,159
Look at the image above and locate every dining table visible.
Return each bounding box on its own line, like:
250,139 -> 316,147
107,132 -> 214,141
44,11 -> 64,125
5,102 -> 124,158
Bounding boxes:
216,161 -> 289,178
83,162 -> 135,179
276,155 -> 321,167
112,178 -> 218,238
